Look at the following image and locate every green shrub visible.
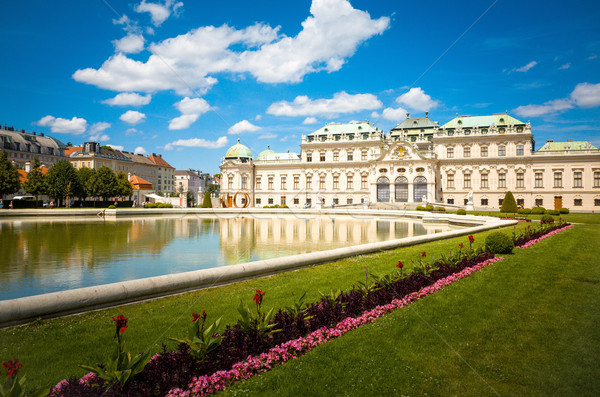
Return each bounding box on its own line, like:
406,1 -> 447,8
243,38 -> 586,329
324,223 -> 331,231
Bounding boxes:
416,206 -> 426,211
456,209 -> 467,215
546,209 -> 560,216
500,191 -> 518,213
559,208 -> 570,214
485,231 -> 514,254
434,206 -> 446,212
531,206 -> 546,215
425,204 -> 434,211
541,214 -> 554,223
517,208 -> 532,214
107,205 -> 116,209
201,191 -> 212,208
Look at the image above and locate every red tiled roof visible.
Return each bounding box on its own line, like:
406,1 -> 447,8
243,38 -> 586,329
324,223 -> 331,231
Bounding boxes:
17,167 -> 49,184
63,146 -> 82,156
148,154 -> 174,169
130,175 -> 153,190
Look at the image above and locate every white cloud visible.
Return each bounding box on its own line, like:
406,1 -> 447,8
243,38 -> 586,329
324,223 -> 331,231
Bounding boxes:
267,91 -> 382,117
89,122 -> 111,135
228,120 -> 262,135
570,82 -> 600,108
370,111 -> 379,118
559,63 -> 571,70
113,34 -> 145,54
107,144 -> 125,151
381,106 -> 409,121
134,146 -> 148,155
135,0 -> 183,26
258,133 -> 277,140
587,55 -> 597,60
73,0 -> 389,94
164,136 -> 228,150
36,115 -> 87,134
168,97 -> 211,130
514,61 -> 537,72
120,110 -> 146,125
125,127 -> 142,136
513,99 -> 574,117
302,117 -> 318,125
90,133 -> 110,142
255,114 -> 262,121
103,93 -> 152,107
395,88 -> 438,112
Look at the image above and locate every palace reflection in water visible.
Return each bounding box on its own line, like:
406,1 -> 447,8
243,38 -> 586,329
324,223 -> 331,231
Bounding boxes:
0,214 -> 458,300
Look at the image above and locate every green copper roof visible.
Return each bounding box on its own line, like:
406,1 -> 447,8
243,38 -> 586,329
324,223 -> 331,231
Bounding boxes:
391,117 -> 439,132
309,121 -> 380,136
537,141 -> 598,152
442,113 -> 525,129
256,145 -> 276,160
225,138 -> 253,159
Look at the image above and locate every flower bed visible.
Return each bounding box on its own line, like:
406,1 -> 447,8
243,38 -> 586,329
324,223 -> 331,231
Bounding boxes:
517,223 -> 573,248
513,221 -> 572,248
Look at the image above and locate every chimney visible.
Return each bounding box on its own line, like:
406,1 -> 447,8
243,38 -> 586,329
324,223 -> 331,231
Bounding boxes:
567,138 -> 573,142
547,139 -> 554,143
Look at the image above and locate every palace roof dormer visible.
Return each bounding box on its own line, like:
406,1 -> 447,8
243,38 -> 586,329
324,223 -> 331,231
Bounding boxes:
302,121 -> 384,144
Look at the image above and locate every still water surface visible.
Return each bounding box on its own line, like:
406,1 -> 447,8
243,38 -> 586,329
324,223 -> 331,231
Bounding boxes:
0,214 -> 460,300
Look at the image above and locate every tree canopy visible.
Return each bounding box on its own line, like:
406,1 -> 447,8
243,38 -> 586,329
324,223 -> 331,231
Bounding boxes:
95,166 -> 118,201
45,160 -> 81,205
0,151 -> 20,198
116,171 -> 133,198
24,157 -> 47,200
77,167 -> 97,200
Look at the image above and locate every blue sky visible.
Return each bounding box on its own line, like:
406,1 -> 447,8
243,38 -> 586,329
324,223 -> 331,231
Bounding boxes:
1,0 -> 599,173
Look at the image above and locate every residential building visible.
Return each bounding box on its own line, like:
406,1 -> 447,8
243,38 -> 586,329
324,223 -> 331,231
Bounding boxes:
0,126 -> 68,168
149,153 -> 175,194
69,142 -> 134,173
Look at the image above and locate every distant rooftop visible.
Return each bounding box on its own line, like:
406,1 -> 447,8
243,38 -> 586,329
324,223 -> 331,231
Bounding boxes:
442,113 -> 526,129
308,121 -> 380,136
537,140 -> 598,152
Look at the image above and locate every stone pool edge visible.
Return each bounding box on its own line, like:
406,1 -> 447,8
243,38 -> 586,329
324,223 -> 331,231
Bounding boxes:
0,209 -> 515,327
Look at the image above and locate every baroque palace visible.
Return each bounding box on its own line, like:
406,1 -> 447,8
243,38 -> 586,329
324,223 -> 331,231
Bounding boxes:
220,113 -> 600,212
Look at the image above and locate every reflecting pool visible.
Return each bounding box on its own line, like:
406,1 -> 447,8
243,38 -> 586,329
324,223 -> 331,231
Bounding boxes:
0,214 -> 461,300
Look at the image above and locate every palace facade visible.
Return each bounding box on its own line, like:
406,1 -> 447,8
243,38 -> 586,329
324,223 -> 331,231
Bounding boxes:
220,113 -> 600,211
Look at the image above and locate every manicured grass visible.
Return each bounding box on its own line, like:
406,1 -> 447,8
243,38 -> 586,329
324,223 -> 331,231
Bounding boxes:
223,224 -> 600,396
457,210 -> 600,224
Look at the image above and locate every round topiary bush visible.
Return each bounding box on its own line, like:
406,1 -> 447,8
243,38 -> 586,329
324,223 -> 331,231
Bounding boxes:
559,208 -> 570,214
541,214 -> 554,223
107,205 -> 116,209
425,204 -> 434,211
485,231 -> 514,254
456,209 -> 467,215
416,206 -> 425,211
434,206 -> 446,212
531,206 -> 546,215
545,209 -> 560,215
517,208 -> 532,214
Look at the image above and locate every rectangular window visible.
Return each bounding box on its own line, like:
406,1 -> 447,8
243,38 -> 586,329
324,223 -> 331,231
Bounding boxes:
464,173 -> 471,188
347,198 -> 353,205
306,176 -> 312,189
447,147 -> 454,158
481,146 -> 488,157
499,172 -> 506,188
306,198 -> 312,205
535,173 -> 543,188
574,198 -> 582,206
333,198 -> 339,205
595,198 -> 600,206
573,171 -> 582,188
268,198 -> 273,205
228,177 -> 233,190
361,151 -> 367,161
464,147 -> 471,157
320,153 -> 325,162
293,198 -> 299,205
517,198 -> 524,207
347,175 -> 353,190
595,171 -> 600,187
517,145 -> 524,156
333,152 -> 339,161
281,176 -> 287,190
361,175 -> 368,189
333,175 -> 339,189
241,177 -> 247,190
447,174 -> 454,189
294,176 -> 299,190
319,176 -> 325,190
535,198 -> 544,207
499,198 -> 504,206
481,174 -> 489,188
256,198 -> 261,205
498,145 -> 506,156
516,172 -> 524,188
268,176 -> 274,190
347,151 -> 353,161
481,198 -> 488,206
554,172 -> 563,188
464,198 -> 469,205
447,198 -> 454,204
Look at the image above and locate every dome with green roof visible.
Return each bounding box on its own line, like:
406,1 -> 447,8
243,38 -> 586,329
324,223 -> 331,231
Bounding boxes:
256,145 -> 276,160
225,138 -> 253,161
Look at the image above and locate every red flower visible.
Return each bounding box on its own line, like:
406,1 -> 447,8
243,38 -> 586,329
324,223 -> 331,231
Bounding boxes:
421,252 -> 426,257
458,243 -> 464,249
112,314 -> 128,334
396,261 -> 404,268
192,312 -> 201,322
253,289 -> 265,305
2,359 -> 22,378
468,235 -> 475,243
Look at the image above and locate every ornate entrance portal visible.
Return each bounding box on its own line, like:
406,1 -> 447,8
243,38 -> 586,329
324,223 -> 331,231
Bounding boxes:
377,176 -> 390,202
395,176 -> 408,202
413,176 -> 427,202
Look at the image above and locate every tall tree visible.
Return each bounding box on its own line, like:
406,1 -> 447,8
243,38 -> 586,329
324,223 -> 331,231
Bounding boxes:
201,190 -> 212,208
116,171 -> 133,199
77,167 -> 97,201
95,166 -> 118,201
0,151 -> 20,198
45,160 -> 81,207
24,157 -> 46,201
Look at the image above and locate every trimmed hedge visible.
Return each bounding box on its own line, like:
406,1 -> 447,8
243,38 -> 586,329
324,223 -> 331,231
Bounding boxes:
531,207 -> 546,215
484,231 -> 514,254
500,191 -> 518,213
559,208 -> 570,214
456,209 -> 467,215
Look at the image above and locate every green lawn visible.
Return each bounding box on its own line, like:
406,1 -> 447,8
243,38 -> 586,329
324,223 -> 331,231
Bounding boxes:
1,220 -> 598,395
456,210 -> 600,224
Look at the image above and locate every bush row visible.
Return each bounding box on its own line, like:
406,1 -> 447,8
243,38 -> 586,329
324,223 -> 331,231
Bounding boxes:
416,205 -> 445,212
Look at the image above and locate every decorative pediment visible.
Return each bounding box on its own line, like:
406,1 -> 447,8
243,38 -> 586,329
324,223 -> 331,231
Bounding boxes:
376,141 -> 427,162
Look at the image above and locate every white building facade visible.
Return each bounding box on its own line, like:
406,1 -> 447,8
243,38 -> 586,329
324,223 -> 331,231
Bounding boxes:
220,115 -> 600,211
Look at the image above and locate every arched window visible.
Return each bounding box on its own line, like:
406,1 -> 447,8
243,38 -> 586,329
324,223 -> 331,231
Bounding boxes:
414,176 -> 427,202
377,176 -> 390,202
395,176 -> 408,202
